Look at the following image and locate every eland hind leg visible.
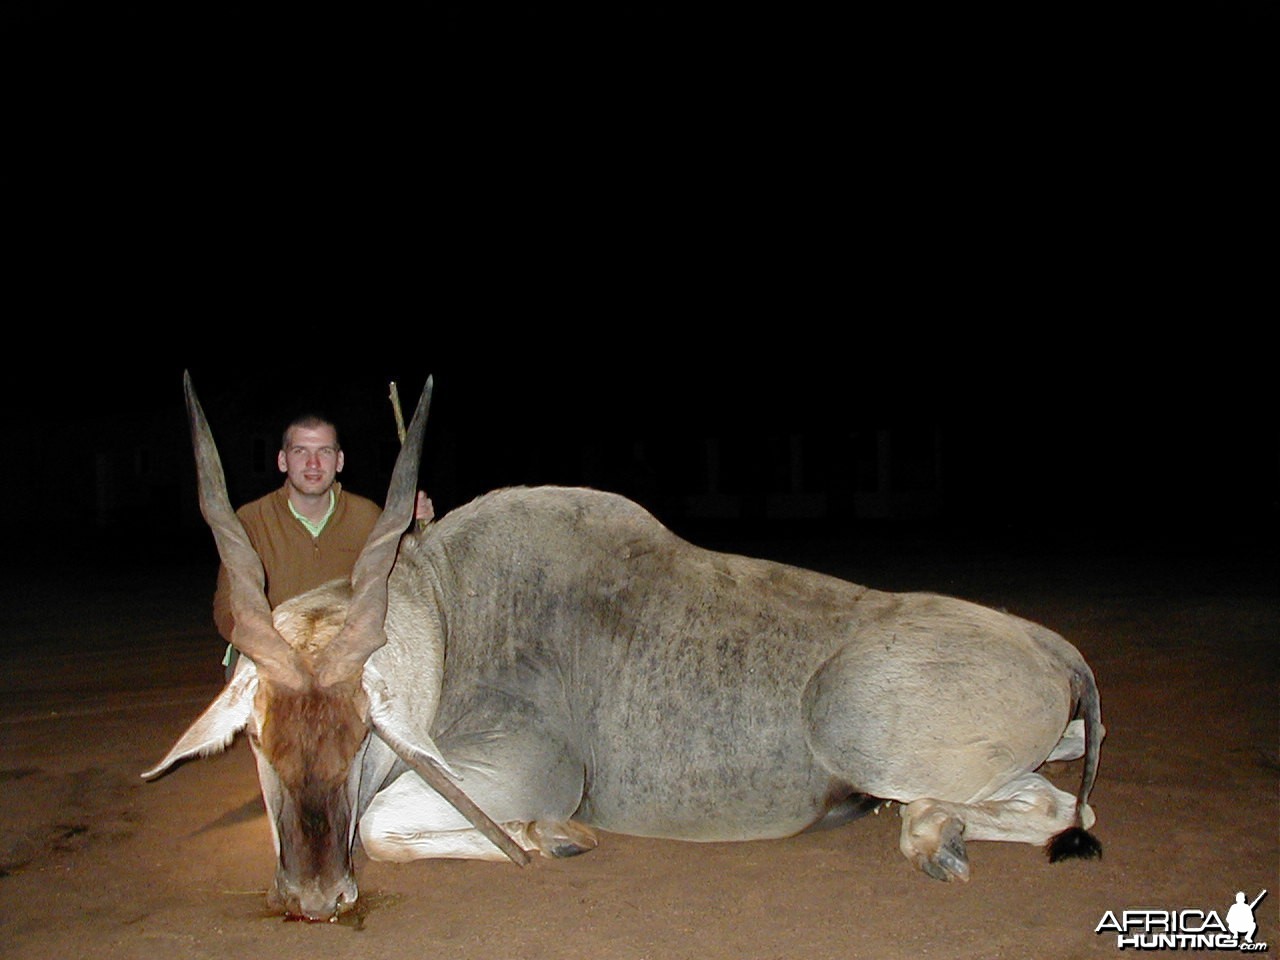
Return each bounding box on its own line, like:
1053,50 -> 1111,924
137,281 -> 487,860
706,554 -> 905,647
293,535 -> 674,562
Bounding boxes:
896,772 -> 1086,881
898,721 -> 1100,881
801,613 -> 1083,881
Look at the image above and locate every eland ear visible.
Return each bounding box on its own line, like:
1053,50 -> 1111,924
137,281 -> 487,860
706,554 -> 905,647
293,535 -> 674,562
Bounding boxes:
141,661 -> 258,780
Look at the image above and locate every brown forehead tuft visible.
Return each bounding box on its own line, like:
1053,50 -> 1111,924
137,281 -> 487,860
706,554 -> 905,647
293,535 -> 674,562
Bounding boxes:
258,680 -> 369,787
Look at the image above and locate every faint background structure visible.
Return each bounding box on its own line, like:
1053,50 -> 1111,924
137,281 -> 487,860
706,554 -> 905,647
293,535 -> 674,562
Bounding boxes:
1,346 -> 1274,584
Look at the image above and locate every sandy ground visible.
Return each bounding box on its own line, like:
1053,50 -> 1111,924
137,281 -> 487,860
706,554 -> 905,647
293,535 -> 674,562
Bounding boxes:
1,534 -> 1276,960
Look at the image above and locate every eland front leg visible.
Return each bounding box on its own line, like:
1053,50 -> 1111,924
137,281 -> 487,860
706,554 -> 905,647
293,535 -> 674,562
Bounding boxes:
360,724 -> 594,862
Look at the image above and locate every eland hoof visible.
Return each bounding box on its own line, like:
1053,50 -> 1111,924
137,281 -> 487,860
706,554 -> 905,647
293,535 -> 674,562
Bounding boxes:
527,820 -> 600,859
900,800 -> 971,883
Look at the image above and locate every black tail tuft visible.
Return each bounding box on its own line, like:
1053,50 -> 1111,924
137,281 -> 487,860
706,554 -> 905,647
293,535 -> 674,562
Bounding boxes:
1046,827 -> 1103,863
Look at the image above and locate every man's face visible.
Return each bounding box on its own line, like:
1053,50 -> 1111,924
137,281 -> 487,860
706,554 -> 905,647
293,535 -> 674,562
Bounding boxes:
278,425 -> 344,498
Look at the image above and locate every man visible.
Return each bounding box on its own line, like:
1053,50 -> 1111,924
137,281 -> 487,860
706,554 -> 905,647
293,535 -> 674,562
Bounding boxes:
214,411 -> 433,678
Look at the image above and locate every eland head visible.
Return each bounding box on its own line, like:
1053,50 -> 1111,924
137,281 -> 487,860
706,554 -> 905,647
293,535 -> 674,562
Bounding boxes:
142,373 -> 517,921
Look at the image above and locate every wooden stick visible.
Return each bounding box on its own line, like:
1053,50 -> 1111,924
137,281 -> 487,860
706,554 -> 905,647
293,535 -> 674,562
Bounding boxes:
389,381 -> 407,445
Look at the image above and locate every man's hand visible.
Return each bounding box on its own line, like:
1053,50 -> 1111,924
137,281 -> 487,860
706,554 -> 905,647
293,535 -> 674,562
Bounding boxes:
415,491 -> 435,523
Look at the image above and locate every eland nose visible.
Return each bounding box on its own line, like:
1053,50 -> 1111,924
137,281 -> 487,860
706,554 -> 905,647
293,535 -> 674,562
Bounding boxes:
277,877 -> 359,922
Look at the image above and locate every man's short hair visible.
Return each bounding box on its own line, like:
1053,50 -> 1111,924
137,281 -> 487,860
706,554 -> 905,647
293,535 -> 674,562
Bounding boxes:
281,414 -> 341,452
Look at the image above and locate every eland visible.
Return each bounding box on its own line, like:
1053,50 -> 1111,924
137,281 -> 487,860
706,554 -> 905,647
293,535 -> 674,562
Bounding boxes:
145,373 -> 1102,920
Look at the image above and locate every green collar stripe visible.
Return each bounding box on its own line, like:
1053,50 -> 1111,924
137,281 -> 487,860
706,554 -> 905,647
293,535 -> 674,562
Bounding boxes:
289,489 -> 336,537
